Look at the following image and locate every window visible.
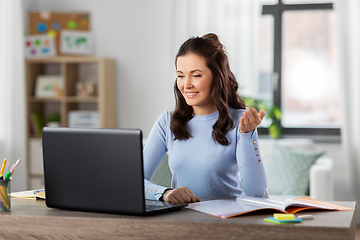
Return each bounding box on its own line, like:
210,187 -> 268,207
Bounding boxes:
259,0 -> 340,139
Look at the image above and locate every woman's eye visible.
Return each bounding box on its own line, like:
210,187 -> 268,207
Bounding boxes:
177,75 -> 184,79
193,75 -> 201,78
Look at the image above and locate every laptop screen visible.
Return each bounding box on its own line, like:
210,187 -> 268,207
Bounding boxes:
42,127 -> 146,215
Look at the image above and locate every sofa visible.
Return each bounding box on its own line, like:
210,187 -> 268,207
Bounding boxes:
148,138 -> 334,201
258,138 -> 334,201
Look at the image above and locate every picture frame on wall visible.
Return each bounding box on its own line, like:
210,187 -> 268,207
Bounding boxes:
25,34 -> 56,58
34,75 -> 63,98
61,30 -> 94,55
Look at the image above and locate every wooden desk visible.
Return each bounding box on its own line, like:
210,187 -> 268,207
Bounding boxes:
0,198 -> 356,240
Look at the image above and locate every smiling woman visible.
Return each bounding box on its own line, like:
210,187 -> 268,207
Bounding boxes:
143,33 -> 267,204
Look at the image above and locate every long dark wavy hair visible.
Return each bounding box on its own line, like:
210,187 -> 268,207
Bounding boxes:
170,33 -> 246,146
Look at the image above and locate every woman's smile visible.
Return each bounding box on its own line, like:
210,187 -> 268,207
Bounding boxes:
184,91 -> 199,98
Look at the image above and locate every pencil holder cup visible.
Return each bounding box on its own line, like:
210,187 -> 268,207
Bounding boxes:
0,179 -> 11,212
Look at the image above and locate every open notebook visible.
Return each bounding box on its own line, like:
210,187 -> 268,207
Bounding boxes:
187,196 -> 354,219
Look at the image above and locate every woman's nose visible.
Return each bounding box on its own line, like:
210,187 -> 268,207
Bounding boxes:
184,77 -> 193,89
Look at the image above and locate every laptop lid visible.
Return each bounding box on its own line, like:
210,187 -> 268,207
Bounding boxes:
42,127 -> 148,215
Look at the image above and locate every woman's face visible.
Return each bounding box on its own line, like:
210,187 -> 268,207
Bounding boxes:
176,53 -> 216,115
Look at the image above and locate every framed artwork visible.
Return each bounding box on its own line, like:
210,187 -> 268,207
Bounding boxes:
61,30 -> 94,55
25,34 -> 56,58
35,75 -> 63,98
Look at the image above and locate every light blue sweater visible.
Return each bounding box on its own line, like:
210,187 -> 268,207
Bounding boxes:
144,108 -> 267,200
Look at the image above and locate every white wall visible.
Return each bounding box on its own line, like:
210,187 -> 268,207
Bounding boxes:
26,0 -> 178,138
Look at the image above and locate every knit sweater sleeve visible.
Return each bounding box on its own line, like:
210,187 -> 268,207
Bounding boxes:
236,128 -> 267,197
143,111 -> 172,200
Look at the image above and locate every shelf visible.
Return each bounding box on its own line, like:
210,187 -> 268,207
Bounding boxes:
28,97 -> 61,102
26,56 -> 105,63
25,56 -> 116,189
65,96 -> 98,102
29,135 -> 42,139
28,96 -> 98,102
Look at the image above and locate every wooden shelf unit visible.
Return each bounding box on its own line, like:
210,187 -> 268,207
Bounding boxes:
25,56 -> 116,189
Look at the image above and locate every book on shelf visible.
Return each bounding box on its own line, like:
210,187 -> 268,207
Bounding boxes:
30,112 -> 44,136
28,115 -> 36,135
186,196 -> 354,219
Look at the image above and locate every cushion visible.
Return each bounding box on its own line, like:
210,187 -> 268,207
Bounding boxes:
150,153 -> 172,188
265,143 -> 325,196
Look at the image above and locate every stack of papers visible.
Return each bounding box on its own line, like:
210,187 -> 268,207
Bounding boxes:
11,189 -> 45,200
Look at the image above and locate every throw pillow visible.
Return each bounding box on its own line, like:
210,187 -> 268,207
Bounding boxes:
150,154 -> 172,188
265,143 -> 325,196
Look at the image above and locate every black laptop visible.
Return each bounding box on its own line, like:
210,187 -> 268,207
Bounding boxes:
41,127 -> 187,215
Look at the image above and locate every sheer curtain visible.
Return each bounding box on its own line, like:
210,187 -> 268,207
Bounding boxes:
335,0 -> 360,223
171,0 -> 262,98
0,0 -> 27,191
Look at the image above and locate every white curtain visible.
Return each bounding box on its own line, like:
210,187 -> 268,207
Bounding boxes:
335,0 -> 360,223
171,0 -> 261,98
0,0 -> 27,191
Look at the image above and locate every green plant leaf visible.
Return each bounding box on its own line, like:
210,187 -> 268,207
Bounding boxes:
273,107 -> 281,120
269,124 -> 280,139
241,95 -> 282,139
46,113 -> 61,122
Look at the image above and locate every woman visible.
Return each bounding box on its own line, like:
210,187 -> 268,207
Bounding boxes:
144,33 -> 267,204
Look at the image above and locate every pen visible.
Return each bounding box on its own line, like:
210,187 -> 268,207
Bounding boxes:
0,183 -> 10,210
0,159 -> 7,180
33,189 -> 45,194
9,159 -> 20,175
0,185 -> 9,207
4,159 -> 21,181
4,171 -> 11,181
0,189 -> 9,210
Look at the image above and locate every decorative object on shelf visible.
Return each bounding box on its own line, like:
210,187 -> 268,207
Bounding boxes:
35,75 -> 63,98
76,78 -> 97,97
24,34 -> 56,58
68,111 -> 99,128
28,12 -> 91,56
243,96 -> 282,139
61,30 -> 94,55
46,113 -> 61,127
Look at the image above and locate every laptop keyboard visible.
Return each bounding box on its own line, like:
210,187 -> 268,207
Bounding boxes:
145,200 -> 169,212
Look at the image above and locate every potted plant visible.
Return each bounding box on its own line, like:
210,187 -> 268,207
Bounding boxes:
46,113 -> 61,127
242,97 -> 281,139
